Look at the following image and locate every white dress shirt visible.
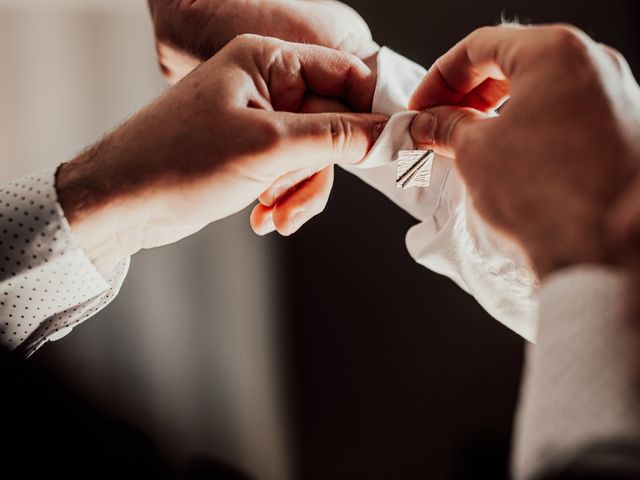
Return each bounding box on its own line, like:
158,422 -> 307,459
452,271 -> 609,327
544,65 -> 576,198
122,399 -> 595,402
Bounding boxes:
0,47 -> 538,356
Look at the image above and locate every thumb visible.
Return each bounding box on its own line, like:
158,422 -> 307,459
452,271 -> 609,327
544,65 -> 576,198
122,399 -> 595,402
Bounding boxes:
410,106 -> 490,158
277,111 -> 389,169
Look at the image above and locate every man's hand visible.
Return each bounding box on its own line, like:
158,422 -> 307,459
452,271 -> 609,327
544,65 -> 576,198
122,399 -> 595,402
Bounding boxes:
409,24 -> 640,278
148,0 -> 378,84
148,0 -> 379,236
56,35 -> 386,274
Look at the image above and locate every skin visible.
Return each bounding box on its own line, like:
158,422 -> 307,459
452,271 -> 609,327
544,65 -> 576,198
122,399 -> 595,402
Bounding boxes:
147,0 -> 380,236
56,35 -> 387,274
147,5 -> 640,271
610,177 -> 640,267
408,24 -> 640,278
148,0 -> 378,83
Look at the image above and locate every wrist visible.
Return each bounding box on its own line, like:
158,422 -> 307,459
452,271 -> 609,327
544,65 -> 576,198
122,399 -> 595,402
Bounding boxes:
55,142 -> 151,274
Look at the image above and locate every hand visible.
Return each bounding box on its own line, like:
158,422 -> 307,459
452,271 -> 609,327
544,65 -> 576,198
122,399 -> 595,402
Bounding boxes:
409,24 -> 640,278
56,35 -> 386,274
148,0 -> 379,236
148,0 -> 379,84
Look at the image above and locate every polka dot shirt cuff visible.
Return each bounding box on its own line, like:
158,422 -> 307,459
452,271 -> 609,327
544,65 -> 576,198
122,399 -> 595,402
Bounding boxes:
0,169 -> 130,355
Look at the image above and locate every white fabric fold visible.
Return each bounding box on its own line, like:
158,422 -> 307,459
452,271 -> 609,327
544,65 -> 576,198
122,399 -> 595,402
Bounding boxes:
0,168 -> 129,355
344,47 -> 539,341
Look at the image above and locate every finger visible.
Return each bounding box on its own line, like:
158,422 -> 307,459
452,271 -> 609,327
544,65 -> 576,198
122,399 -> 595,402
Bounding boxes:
250,203 -> 277,236
410,106 -> 490,158
459,78 -> 510,112
272,166 -> 334,236
599,44 -> 635,78
300,94 -> 352,114
409,26 -> 513,110
286,40 -> 376,112
408,24 -> 592,110
268,110 -> 388,170
256,95 -> 348,207
239,35 -> 377,112
259,167 -> 318,207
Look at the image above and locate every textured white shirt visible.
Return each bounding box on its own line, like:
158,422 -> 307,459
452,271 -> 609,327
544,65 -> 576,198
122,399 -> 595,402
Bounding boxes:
347,47 -> 539,341
0,169 -> 129,357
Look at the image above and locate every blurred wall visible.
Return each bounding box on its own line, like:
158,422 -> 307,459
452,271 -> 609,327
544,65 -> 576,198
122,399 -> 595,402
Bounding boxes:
0,2 -> 291,479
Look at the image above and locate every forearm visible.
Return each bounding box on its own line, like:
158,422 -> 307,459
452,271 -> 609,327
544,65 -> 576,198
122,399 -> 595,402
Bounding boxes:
55,90 -> 194,274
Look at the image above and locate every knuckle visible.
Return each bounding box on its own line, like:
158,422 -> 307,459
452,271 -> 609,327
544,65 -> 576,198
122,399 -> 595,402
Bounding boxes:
605,45 -> 624,61
328,115 -> 355,155
229,33 -> 281,59
470,25 -> 496,40
603,45 -> 629,73
465,26 -> 498,49
229,33 -> 262,50
255,116 -> 285,150
276,48 -> 303,78
540,25 -> 601,84
220,34 -> 262,66
547,25 -> 591,57
229,34 -> 288,71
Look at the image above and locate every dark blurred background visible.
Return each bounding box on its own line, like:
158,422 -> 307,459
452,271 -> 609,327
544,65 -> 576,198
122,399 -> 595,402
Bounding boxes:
3,1 -> 638,479
286,1 -> 640,479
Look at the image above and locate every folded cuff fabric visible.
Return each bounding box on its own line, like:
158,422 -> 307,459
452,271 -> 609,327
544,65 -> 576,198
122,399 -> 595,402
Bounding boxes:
346,47 -> 539,341
0,168 -> 129,356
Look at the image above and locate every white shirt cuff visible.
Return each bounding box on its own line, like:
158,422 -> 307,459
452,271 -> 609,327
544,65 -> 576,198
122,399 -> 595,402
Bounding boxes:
0,168 -> 129,355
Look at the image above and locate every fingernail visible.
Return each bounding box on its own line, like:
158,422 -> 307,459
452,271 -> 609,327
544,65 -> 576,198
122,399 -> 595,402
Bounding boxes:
373,121 -> 387,142
411,110 -> 437,145
291,210 -> 307,233
263,214 -> 275,232
256,214 -> 275,236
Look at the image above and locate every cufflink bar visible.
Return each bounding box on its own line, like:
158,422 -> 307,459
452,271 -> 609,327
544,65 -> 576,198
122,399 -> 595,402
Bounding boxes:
395,150 -> 434,189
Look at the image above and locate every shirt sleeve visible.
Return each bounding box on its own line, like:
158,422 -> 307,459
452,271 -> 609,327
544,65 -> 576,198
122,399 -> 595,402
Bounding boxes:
342,47 -> 539,341
512,265 -> 640,479
0,168 -> 129,358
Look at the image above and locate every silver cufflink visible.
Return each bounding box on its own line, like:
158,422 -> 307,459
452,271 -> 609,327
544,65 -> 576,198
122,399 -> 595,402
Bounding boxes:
395,150 -> 434,189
